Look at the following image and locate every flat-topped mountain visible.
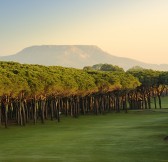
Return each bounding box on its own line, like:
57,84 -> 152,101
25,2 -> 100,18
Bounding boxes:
0,45 -> 168,71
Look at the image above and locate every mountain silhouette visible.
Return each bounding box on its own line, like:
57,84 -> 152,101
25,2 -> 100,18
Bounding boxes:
0,45 -> 168,71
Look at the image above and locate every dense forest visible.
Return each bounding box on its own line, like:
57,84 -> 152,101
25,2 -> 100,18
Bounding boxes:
0,62 -> 168,128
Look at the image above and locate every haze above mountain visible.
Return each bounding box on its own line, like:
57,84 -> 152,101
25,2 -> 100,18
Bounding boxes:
0,45 -> 167,71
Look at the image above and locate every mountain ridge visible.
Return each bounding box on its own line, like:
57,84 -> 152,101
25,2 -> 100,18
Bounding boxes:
0,45 -> 168,71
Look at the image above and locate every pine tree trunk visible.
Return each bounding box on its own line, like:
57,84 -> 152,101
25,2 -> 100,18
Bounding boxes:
19,101 -> 23,126
65,98 -> 68,116
5,103 -> 8,128
57,100 -> 60,122
95,97 -> 99,115
147,97 -> 151,109
50,100 -> 54,120
153,96 -> 157,109
40,100 -> 45,124
22,101 -> 26,126
122,95 -> 128,113
158,95 -> 162,109
16,101 -> 20,125
116,95 -> 120,112
144,95 -> 148,109
0,101 -> 1,126
45,100 -> 48,119
70,97 -> 73,117
24,101 -> 28,123
34,98 -> 37,124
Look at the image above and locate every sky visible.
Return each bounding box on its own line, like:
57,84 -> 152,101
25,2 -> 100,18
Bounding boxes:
0,0 -> 168,64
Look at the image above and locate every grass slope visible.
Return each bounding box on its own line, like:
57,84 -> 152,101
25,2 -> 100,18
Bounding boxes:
0,110 -> 168,162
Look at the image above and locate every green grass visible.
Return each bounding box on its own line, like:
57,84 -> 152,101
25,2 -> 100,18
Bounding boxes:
0,110 -> 168,162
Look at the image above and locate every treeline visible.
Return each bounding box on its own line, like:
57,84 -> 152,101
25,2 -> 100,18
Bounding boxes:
0,62 -> 168,128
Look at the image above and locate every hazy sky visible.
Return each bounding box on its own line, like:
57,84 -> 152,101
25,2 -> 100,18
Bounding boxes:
0,0 -> 168,64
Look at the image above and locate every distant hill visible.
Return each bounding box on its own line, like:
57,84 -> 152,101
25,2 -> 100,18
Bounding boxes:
0,45 -> 168,71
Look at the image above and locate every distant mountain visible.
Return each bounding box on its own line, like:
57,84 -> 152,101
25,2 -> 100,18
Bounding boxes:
0,45 -> 168,71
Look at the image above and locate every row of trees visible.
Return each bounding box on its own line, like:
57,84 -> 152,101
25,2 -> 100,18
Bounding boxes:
0,62 -> 168,128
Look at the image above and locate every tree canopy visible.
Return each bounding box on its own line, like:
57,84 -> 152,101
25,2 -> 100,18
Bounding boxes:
0,62 -> 140,98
